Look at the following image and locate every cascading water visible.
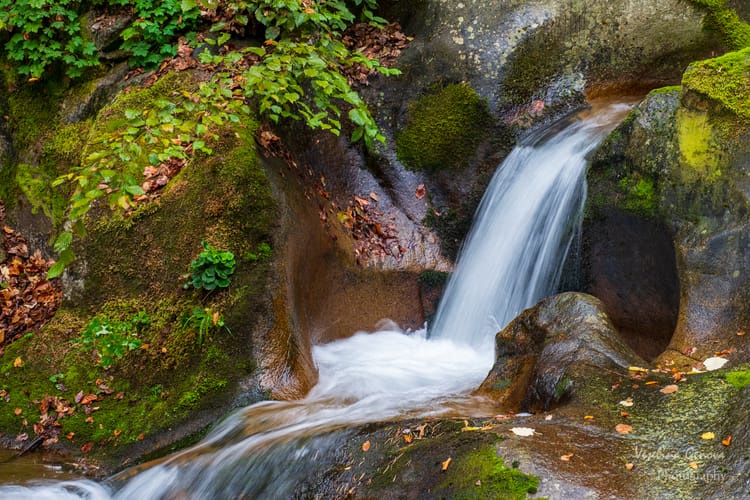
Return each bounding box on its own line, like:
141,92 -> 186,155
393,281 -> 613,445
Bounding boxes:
0,101 -> 634,498
429,101 -> 636,351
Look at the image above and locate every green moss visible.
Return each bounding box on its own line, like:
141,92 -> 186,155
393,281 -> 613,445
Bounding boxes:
724,370 -> 750,389
648,85 -> 682,95
438,445 -> 539,499
617,175 -> 658,215
676,108 -> 722,182
682,47 -> 750,120
688,0 -> 750,49
395,83 -> 491,172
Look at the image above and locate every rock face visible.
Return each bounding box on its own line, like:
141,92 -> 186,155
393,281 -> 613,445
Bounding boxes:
479,292 -> 645,411
587,49 -> 750,367
366,0 -> 722,260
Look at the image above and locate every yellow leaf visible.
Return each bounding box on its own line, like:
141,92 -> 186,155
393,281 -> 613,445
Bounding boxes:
584,415 -> 595,420
560,453 -> 574,461
701,432 -> 715,440
13,357 -> 23,368
644,381 -> 659,386
625,463 -> 634,471
628,366 -> 649,373
689,461 -> 699,470
441,457 -> 452,471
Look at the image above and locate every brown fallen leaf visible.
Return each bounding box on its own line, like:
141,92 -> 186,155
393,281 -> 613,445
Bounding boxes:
80,394 -> 97,405
625,463 -> 634,471
560,453 -> 574,461
403,433 -> 413,444
75,391 -> 84,404
615,424 -> 633,435
113,429 -> 122,437
15,433 -> 28,442
441,457 -> 452,471
80,442 -> 94,453
13,408 -> 21,416
137,433 -> 145,441
369,192 -> 379,202
85,416 -> 94,424
415,184 -> 426,200
362,440 -> 371,452
738,330 -> 746,337
66,432 -> 75,440
660,384 -> 679,394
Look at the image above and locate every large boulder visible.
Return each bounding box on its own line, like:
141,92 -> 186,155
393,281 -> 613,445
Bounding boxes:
586,47 -> 750,368
478,292 -> 646,411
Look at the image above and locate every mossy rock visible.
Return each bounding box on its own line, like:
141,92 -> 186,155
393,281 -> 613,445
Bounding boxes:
0,69 -> 278,468
395,83 -> 491,172
682,46 -> 750,121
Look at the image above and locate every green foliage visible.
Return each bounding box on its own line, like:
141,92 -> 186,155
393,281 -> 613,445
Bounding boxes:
114,0 -> 201,67
185,240 -> 236,290
0,0 -> 99,78
183,306 -> 229,345
73,312 -> 150,368
396,83 -> 491,171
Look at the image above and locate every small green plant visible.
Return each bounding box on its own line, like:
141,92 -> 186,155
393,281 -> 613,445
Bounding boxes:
243,241 -> 272,262
73,313 -> 149,368
183,306 -> 229,345
185,241 -> 236,291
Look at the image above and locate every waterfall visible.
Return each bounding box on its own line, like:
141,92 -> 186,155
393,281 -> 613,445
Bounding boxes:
430,101 -> 635,351
0,100 -> 634,498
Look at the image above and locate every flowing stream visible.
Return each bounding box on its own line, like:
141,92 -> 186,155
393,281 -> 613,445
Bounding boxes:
0,100 -> 634,498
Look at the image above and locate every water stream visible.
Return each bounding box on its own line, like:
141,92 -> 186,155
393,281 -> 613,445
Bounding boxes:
0,100 -> 634,498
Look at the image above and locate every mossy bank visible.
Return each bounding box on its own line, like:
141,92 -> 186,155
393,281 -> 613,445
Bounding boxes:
0,69 -> 278,469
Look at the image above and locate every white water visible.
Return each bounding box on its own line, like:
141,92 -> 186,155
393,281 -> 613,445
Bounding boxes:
0,101 -> 633,498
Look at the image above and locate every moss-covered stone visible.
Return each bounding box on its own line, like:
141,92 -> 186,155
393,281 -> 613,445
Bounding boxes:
724,369 -> 750,389
395,83 -> 491,172
437,445 -> 539,499
682,47 -> 750,120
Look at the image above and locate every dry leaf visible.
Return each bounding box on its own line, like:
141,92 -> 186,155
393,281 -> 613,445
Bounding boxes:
615,424 -> 633,435
415,184 -> 426,200
737,330 -> 746,337
701,432 -> 715,440
645,381 -> 659,386
13,408 -> 21,416
137,433 -> 145,441
584,415 -> 595,420
80,442 -> 94,453
80,394 -> 97,405
625,463 -> 634,471
441,457 -> 452,471
688,461 -> 699,470
113,429 -> 122,437
660,384 -> 679,394
560,453 -> 574,461
403,434 -> 413,444
362,440 -> 371,452
722,435 -> 732,447
703,357 -> 728,371
619,398 -> 634,407
13,357 -> 23,368
620,411 -> 630,418
510,427 -> 535,437
369,192 -> 379,202
66,432 -> 75,440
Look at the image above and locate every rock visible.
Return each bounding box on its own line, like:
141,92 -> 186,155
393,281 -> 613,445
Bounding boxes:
586,49 -> 750,367
479,292 -> 646,411
82,10 -> 134,54
61,64 -> 132,124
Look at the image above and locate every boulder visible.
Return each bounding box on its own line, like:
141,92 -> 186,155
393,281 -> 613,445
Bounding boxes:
479,292 -> 645,411
586,48 -> 750,368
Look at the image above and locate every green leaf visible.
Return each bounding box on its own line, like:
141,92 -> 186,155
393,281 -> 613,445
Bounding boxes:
53,231 -> 73,253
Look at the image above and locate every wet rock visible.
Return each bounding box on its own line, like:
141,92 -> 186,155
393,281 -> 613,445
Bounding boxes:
586,53 -> 750,367
61,64 -> 132,124
82,10 -> 134,55
479,292 -> 646,411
